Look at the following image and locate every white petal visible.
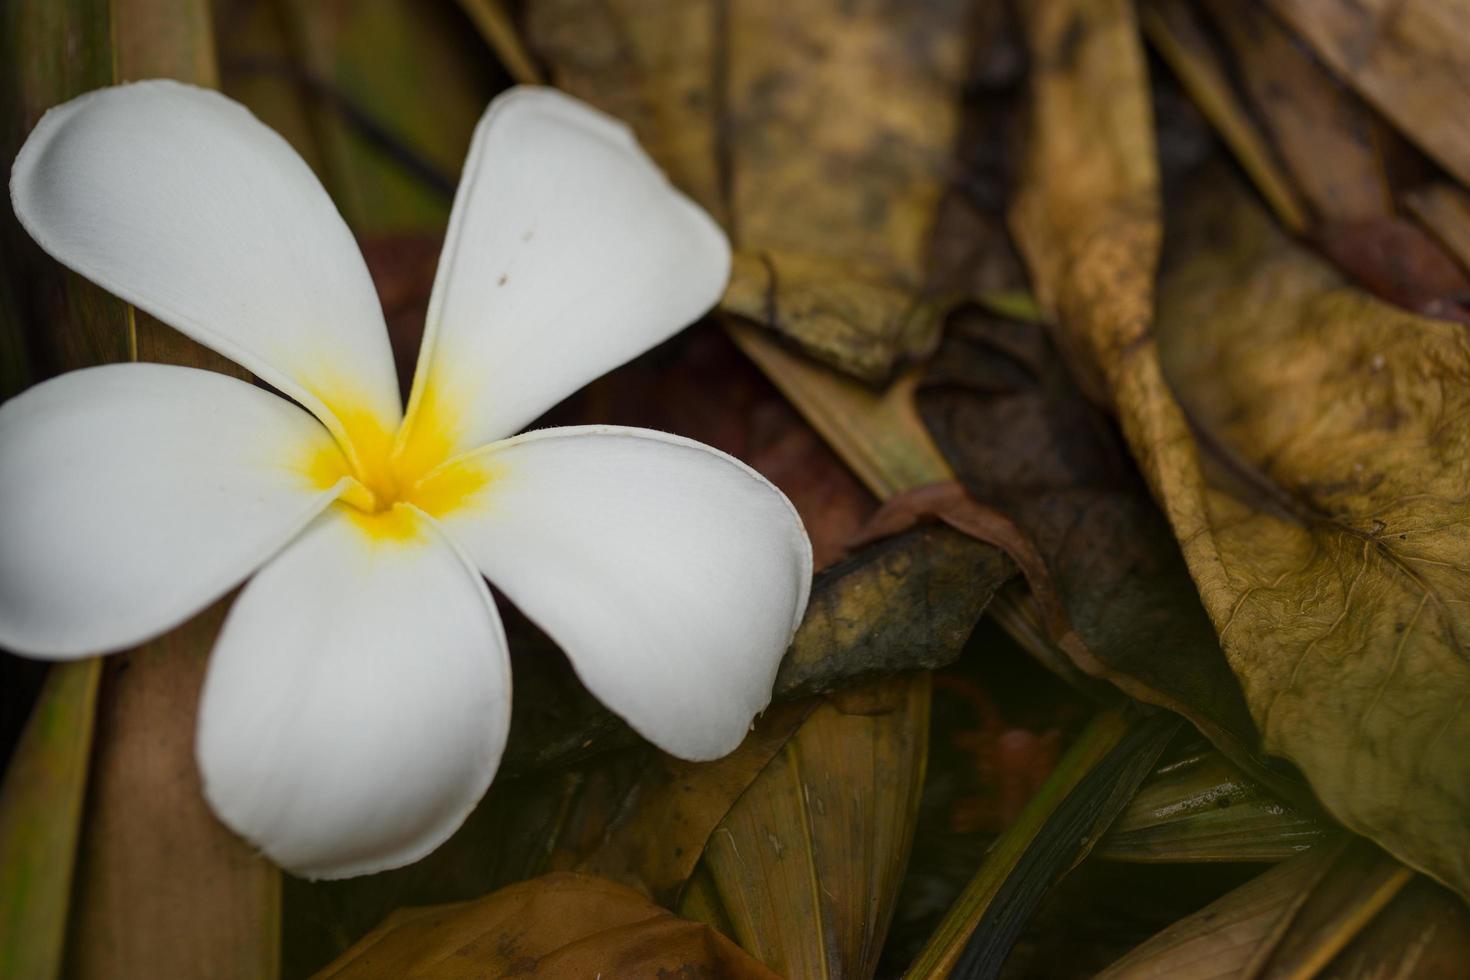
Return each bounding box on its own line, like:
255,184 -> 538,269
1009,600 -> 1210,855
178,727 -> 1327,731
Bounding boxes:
0,363 -> 344,658
10,80 -> 402,443
196,507 -> 511,879
434,425 -> 812,760
400,87 -> 731,457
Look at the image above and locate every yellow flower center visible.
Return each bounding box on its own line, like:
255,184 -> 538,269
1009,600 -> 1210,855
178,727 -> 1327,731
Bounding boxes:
302,384 -> 495,541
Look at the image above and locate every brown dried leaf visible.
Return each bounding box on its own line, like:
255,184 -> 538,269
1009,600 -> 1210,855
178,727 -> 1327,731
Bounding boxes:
1264,0 -> 1470,190
313,872 -> 779,979
1202,0 -> 1391,224
1146,2 -> 1470,320
1012,0 -> 1470,899
915,312 -> 1280,794
1153,172 -> 1470,898
1315,216 -> 1470,323
1322,876 -> 1470,979
1094,838 -> 1347,979
561,699 -> 815,906
1009,0 -> 1160,410
685,676 -> 931,979
1247,841 -> 1412,978
1140,0 -> 1310,234
1406,181 -> 1470,272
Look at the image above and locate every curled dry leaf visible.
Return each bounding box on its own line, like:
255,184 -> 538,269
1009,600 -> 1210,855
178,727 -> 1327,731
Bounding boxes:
1012,0 -> 1470,899
313,872 -> 779,979
1155,171 -> 1470,899
524,0 -> 973,382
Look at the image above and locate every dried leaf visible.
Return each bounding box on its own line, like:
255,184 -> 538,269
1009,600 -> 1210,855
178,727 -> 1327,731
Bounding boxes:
313,872 -> 779,979
1094,840 -> 1346,979
730,321 -> 956,500
1147,1 -> 1470,321
1097,748 -> 1331,864
1314,215 -> 1470,323
524,0 -> 974,381
1322,876 -> 1470,979
916,312 -> 1284,796
1264,0 -> 1470,190
1140,0 -> 1309,234
686,676 -> 932,979
1405,181 -> 1470,272
1156,171 -> 1470,899
563,699 -> 815,906
1247,842 -> 1412,979
1009,0 -> 1160,410
1011,0 -> 1470,900
1201,0 -> 1391,224
1098,836 -> 1409,980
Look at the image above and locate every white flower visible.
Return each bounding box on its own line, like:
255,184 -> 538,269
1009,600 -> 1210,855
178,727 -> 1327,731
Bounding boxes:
1,82 -> 812,879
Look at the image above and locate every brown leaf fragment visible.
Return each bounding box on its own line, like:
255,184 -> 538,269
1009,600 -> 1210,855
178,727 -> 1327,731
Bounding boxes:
1315,216 -> 1470,324
771,528 -> 1011,704
1009,0 -> 1161,409
1246,840 -> 1412,978
1145,1 -> 1470,321
1406,181 -> 1470,274
313,872 -> 779,979
1201,0 -> 1392,224
1263,0 -> 1470,190
1140,0 -> 1310,234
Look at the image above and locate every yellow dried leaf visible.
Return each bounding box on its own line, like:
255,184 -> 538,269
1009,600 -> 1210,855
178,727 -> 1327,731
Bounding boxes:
1012,0 -> 1470,901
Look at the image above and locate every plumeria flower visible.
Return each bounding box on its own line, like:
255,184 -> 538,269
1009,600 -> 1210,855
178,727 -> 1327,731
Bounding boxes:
1,82 -> 812,879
